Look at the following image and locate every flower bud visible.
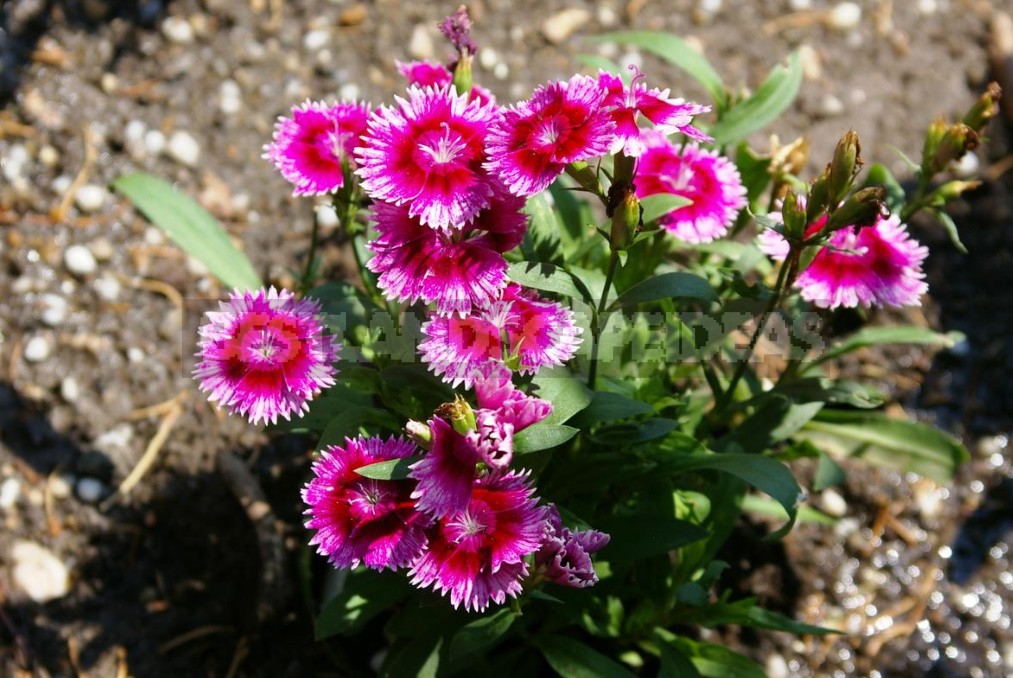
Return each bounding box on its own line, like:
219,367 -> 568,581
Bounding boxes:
963,82 -> 1002,131
920,118 -> 948,174
933,124 -> 979,173
824,186 -> 887,233
405,420 -> 433,450
607,182 -> 641,251
781,189 -> 808,241
434,395 -> 477,435
827,130 -> 862,205
565,161 -> 603,196
451,52 -> 474,98
932,179 -> 981,203
807,170 -> 830,225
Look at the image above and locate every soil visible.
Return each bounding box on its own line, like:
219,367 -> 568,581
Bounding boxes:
0,0 -> 1011,676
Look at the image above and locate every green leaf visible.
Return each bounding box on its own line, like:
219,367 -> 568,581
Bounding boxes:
654,631 -> 765,678
658,636 -> 703,678
576,53 -> 624,76
571,391 -> 655,426
507,261 -> 592,302
810,326 -> 965,367
814,452 -> 846,491
640,193 -> 692,224
688,599 -> 837,636
611,272 -> 717,310
720,397 -> 823,454
274,384 -> 373,432
741,494 -> 836,526
929,208 -> 968,254
666,452 -> 803,540
537,635 -> 636,678
315,406 -> 401,451
772,377 -> 884,408
315,569 -> 411,639
514,424 -> 579,454
591,31 -> 726,109
355,456 -> 422,480
590,418 -> 679,446
112,173 -> 261,290
735,143 -> 773,205
864,162 -> 907,213
598,515 -> 709,560
708,51 -> 803,146
799,410 -> 969,483
521,192 -> 565,265
381,636 -> 442,678
449,609 -> 516,660
530,368 -> 594,425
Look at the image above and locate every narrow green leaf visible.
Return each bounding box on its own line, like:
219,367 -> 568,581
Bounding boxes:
741,494 -> 836,526
640,193 -> 692,224
449,608 -> 516,660
772,377 -> 884,408
813,452 -> 846,491
591,31 -> 726,109
590,418 -> 678,445
571,391 -> 655,426
112,173 -> 261,290
800,410 -> 969,483
355,455 -> 423,480
611,272 -> 717,310
599,515 -> 709,560
811,326 -> 965,367
864,162 -> 907,213
537,635 -> 636,678
930,208 -> 968,254
274,384 -> 373,432
654,630 -> 765,678
315,570 -> 411,639
708,51 -> 803,146
530,368 -> 594,425
522,192 -> 565,265
507,261 -> 593,302
514,424 -> 579,454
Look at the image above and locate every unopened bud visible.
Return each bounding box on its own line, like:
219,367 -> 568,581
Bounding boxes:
434,395 -> 477,435
824,186 -> 887,233
565,161 -> 603,196
807,171 -> 830,225
405,420 -> 433,450
608,182 -> 641,251
451,52 -> 474,97
933,179 -> 981,203
921,118 -> 948,174
781,189 -> 807,241
963,82 -> 1002,131
933,124 -> 979,173
827,130 -> 862,205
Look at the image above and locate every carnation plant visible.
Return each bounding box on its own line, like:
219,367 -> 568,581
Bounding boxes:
113,8 -> 997,676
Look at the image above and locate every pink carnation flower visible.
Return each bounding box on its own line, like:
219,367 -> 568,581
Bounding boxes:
366,195 -> 526,316
193,287 -> 337,425
409,471 -> 545,611
264,100 -> 370,196
410,417 -> 484,518
758,213 -> 929,309
636,133 -> 747,243
419,283 -> 583,388
474,362 -> 552,432
598,68 -> 711,157
485,74 -> 615,197
535,505 -> 610,589
303,436 -> 430,571
396,60 -> 496,107
356,85 -> 498,231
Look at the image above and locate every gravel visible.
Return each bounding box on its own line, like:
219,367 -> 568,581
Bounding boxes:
64,244 -> 98,276
11,541 -> 69,603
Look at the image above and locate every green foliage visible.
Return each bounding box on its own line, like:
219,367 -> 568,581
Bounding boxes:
708,51 -> 803,145
112,173 -> 261,290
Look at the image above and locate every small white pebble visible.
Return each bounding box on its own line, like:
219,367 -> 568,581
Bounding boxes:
144,226 -> 165,246
93,273 -> 121,302
303,29 -> 330,52
829,2 -> 862,31
315,204 -> 340,229
820,93 -> 845,116
64,244 -> 98,275
479,47 -> 498,70
698,0 -> 722,15
74,184 -> 108,213
166,131 -> 201,167
127,347 -> 145,363
161,16 -> 194,44
541,8 -> 591,45
12,541 -> 69,603
48,475 -> 73,500
0,478 -> 21,510
38,293 -> 68,326
60,376 -> 81,403
95,424 -> 134,454
38,145 -> 59,167
125,119 -> 146,143
24,335 -> 53,362
917,0 -> 938,15
619,51 -> 643,71
1,144 -> 27,182
51,175 -> 73,195
338,82 -> 360,101
219,79 -> 242,115
493,62 -> 509,80
89,238 -> 115,261
100,72 -> 118,94
144,129 -> 166,156
765,654 -> 790,678
408,25 -> 434,59
820,488 -> 848,517
231,192 -> 251,215
789,0 -> 812,9
597,6 -> 618,27
75,477 -> 105,504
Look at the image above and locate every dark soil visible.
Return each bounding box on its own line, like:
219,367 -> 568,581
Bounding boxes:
1,1 -> 1011,676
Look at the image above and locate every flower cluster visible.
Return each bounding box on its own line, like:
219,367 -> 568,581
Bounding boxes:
302,362 -> 609,612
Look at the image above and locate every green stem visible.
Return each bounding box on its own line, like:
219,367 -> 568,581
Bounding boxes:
588,250 -> 620,389
298,211 -> 321,295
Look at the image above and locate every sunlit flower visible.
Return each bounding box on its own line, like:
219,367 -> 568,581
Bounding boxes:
758,213 -> 929,309
474,361 -> 552,432
303,436 -> 429,571
486,74 -> 614,197
366,195 -> 526,316
356,85 -> 498,231
264,100 -> 370,196
410,417 -> 483,518
535,505 -> 609,589
598,68 -> 711,157
409,471 -> 545,611
194,287 -> 337,425
419,284 -> 583,388
636,133 -> 747,243
396,60 -> 495,106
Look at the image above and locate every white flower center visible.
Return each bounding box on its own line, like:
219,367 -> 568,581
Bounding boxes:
420,124 -> 468,165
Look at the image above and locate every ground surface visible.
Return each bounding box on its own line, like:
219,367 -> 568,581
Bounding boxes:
0,0 -> 1011,676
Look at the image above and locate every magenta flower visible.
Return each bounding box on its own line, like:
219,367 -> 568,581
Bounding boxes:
410,417 -> 483,518
396,60 -> 496,107
485,74 -> 615,197
303,436 -> 430,571
598,68 -> 711,157
535,505 -> 610,589
636,133 -> 747,243
474,361 -> 552,432
193,287 -> 337,425
758,213 -> 929,309
419,283 -> 583,388
366,195 -> 526,316
409,471 -> 545,611
264,100 -> 370,196
356,85 -> 498,231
